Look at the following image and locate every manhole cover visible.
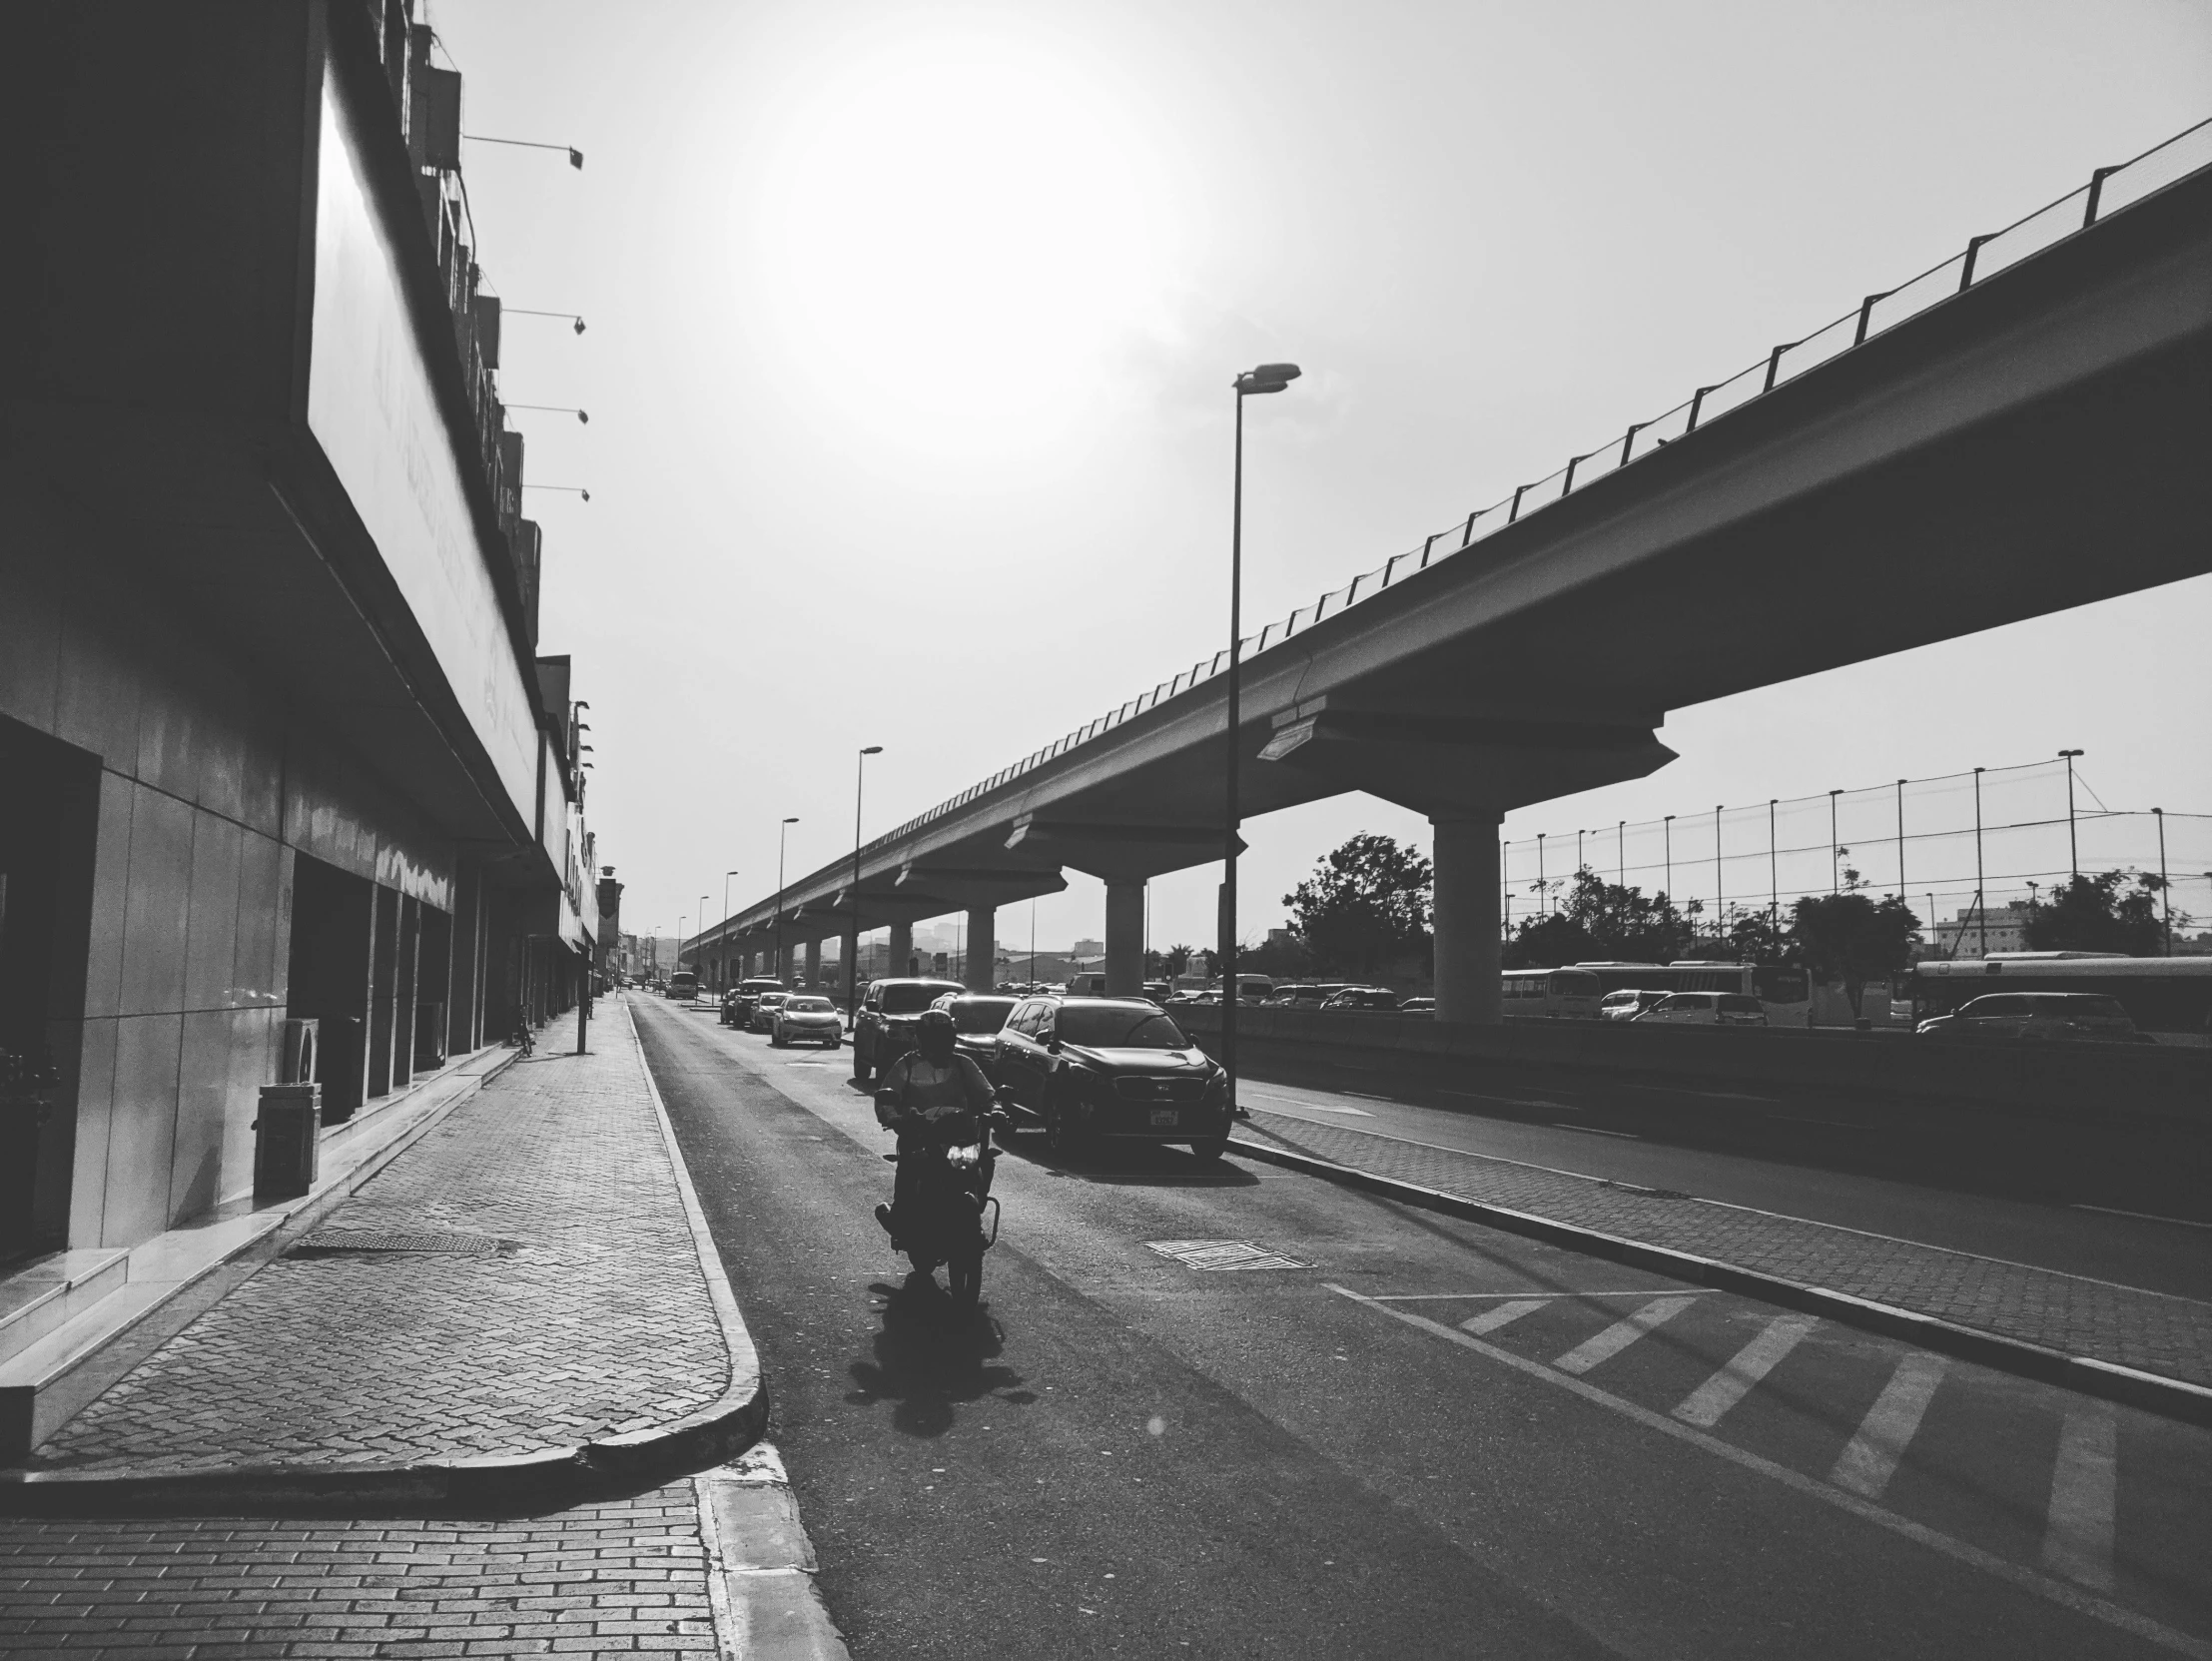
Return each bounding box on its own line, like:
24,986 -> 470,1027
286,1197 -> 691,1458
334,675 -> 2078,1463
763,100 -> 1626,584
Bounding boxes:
1145,1239 -> 1310,1271
291,1231 -> 506,1256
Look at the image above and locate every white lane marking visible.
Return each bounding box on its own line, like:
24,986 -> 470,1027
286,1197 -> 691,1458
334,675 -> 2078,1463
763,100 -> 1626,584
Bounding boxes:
1342,1091 -> 1398,1102
1327,1285 -> 2207,1660
2042,1399 -> 2118,1592
1460,1299 -> 1549,1335
1552,1123 -> 1640,1139
1672,1314 -> 1820,1429
1552,1295 -> 1698,1374
2071,1204 -> 2212,1232
1373,1290 -> 1707,1301
1831,1351 -> 1948,1500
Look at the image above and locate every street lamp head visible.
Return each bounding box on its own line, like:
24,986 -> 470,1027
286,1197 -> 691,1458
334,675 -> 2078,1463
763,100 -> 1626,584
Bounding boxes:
2058,748 -> 2084,759
1234,363 -> 1302,396
783,816 -> 800,824
860,745 -> 883,756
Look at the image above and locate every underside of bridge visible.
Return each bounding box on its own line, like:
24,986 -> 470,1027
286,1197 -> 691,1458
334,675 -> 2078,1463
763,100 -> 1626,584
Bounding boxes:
693,162 -> 2212,1024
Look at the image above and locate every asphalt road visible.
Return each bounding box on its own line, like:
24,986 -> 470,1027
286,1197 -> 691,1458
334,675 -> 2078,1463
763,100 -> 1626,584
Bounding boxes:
633,997 -> 2212,1660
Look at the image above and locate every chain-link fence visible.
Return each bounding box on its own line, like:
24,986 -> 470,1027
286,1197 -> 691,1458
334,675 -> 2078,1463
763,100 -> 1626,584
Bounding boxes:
1502,758 -> 2210,955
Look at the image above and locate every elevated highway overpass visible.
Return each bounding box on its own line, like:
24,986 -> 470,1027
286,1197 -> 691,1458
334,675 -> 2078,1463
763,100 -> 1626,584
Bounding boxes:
698,126 -> 2212,1022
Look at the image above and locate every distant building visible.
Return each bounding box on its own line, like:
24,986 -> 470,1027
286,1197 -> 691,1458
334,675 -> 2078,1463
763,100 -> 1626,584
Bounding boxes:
1072,938 -> 1105,959
1919,900 -> 2030,959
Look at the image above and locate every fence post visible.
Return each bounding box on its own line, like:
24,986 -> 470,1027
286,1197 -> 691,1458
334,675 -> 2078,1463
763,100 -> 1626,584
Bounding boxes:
2082,166 -> 2118,228
1620,421 -> 1646,466
1854,291 -> 1892,347
1763,342 -> 1791,394
1509,483 -> 1529,522
1460,509 -> 1479,546
1687,385 -> 1715,431
1958,233 -> 1996,292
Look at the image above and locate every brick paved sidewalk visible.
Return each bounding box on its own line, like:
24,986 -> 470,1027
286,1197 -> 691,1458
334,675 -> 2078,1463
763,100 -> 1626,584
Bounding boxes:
0,1480 -> 718,1659
1239,1107 -> 2212,1387
23,1005 -> 734,1477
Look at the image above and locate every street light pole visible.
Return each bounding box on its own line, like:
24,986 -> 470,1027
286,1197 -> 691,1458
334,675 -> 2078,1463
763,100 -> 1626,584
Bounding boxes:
1829,788 -> 1843,892
846,747 -> 882,1016
698,896 -> 709,991
1972,767 -> 1987,957
1222,362 -> 1299,1120
2059,749 -> 2084,880
2153,807 -> 2171,956
774,817 -> 799,983
1663,815 -> 1675,904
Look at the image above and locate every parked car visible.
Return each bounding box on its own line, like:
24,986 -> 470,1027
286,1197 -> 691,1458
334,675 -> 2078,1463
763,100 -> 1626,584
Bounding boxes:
851,977 -> 967,1083
993,995 -> 1231,1160
930,992 -> 1021,1079
1600,989 -> 1668,1023
729,977 -> 786,1028
1633,991 -> 1769,1027
1398,997 -> 1435,1013
748,991 -> 791,1034
1914,992 -> 2145,1043
1268,984 -> 1350,1008
668,971 -> 698,1001
770,995 -> 844,1049
1319,987 -> 1400,1011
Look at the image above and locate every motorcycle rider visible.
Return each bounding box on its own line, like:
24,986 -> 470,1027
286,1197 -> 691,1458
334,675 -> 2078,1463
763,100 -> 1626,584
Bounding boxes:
874,1006 -> 998,1245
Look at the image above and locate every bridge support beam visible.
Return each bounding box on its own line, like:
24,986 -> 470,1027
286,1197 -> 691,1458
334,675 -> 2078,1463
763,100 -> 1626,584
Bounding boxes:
1432,812 -> 1503,1025
965,907 -> 996,992
1105,881 -> 1145,996
804,939 -> 822,988
888,920 -> 914,979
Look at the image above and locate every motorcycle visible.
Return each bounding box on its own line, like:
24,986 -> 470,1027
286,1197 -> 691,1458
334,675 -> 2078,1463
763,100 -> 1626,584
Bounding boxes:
878,1097 -> 1013,1309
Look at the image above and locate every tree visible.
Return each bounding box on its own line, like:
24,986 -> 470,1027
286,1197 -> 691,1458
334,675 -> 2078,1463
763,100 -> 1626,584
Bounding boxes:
2024,871 -> 2166,956
1283,833 -> 1433,981
1505,869 -> 1693,968
1790,891 -> 1920,1017
1161,943 -> 1192,979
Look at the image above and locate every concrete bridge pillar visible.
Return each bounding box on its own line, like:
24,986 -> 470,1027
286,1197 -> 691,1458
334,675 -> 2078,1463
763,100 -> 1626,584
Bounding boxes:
1105,880 -> 1145,997
888,920 -> 914,979
1432,812 -> 1503,1025
965,907 -> 996,992
841,923 -> 861,1000
803,939 -> 822,988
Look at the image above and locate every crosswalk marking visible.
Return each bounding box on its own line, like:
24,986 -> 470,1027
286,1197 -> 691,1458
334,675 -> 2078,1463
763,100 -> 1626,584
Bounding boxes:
2042,1399 -> 2118,1592
1552,1295 -> 1697,1374
1672,1314 -> 1819,1428
1832,1351 -> 1947,1499
1460,1299 -> 1549,1335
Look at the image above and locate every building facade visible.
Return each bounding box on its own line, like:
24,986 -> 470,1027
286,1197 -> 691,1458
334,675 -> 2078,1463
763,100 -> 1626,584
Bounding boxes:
1,0 -> 594,1260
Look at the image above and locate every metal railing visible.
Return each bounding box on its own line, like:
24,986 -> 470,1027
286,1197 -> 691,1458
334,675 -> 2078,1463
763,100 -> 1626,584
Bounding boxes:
802,116 -> 2212,895
1504,757 -> 2210,954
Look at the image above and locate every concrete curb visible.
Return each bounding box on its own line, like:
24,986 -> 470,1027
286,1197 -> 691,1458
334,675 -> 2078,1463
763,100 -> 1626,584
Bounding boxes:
0,1000 -> 769,1515
699,1443 -> 852,1661
1229,1132 -> 2212,1429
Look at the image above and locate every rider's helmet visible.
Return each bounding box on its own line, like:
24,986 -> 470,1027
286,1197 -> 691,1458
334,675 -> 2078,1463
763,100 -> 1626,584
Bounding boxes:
916,1007 -> 958,1065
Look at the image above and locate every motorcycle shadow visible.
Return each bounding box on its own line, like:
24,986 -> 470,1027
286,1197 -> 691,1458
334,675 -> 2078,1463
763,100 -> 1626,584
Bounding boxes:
845,1276 -> 1036,1438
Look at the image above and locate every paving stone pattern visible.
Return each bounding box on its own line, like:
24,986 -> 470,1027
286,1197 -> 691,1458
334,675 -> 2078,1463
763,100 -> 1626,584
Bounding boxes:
0,1480 -> 716,1658
1241,1108 -> 2212,1386
32,1014 -> 729,1474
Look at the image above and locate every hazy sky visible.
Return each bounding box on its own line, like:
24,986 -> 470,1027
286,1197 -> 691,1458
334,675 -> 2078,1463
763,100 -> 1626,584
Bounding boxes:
430,0 -> 2212,955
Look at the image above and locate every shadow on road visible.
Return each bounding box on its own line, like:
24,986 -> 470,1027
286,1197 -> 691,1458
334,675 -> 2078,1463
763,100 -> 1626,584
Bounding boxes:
1003,1134 -> 1262,1189
845,1274 -> 1036,1438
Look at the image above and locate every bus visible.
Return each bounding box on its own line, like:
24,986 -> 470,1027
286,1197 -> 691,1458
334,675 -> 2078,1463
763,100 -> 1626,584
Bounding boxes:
1501,967 -> 1603,1018
1907,954 -> 2212,1045
1556,961 -> 1814,1025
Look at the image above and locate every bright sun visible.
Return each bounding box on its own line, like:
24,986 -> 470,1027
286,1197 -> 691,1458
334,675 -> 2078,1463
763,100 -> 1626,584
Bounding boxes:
752,30 -> 1183,471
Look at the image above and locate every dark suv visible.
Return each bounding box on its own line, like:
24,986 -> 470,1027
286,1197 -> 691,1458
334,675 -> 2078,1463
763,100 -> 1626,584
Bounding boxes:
851,978 -> 967,1084
727,977 -> 787,1029
993,995 -> 1231,1161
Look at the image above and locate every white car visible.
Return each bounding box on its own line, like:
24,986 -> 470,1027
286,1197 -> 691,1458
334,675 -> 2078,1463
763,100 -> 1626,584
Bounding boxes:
1600,989 -> 1667,1022
771,995 -> 843,1049
1633,991 -> 1768,1028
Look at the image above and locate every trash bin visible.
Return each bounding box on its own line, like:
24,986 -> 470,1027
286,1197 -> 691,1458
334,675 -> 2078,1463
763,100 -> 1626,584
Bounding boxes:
254,1083 -> 322,1201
